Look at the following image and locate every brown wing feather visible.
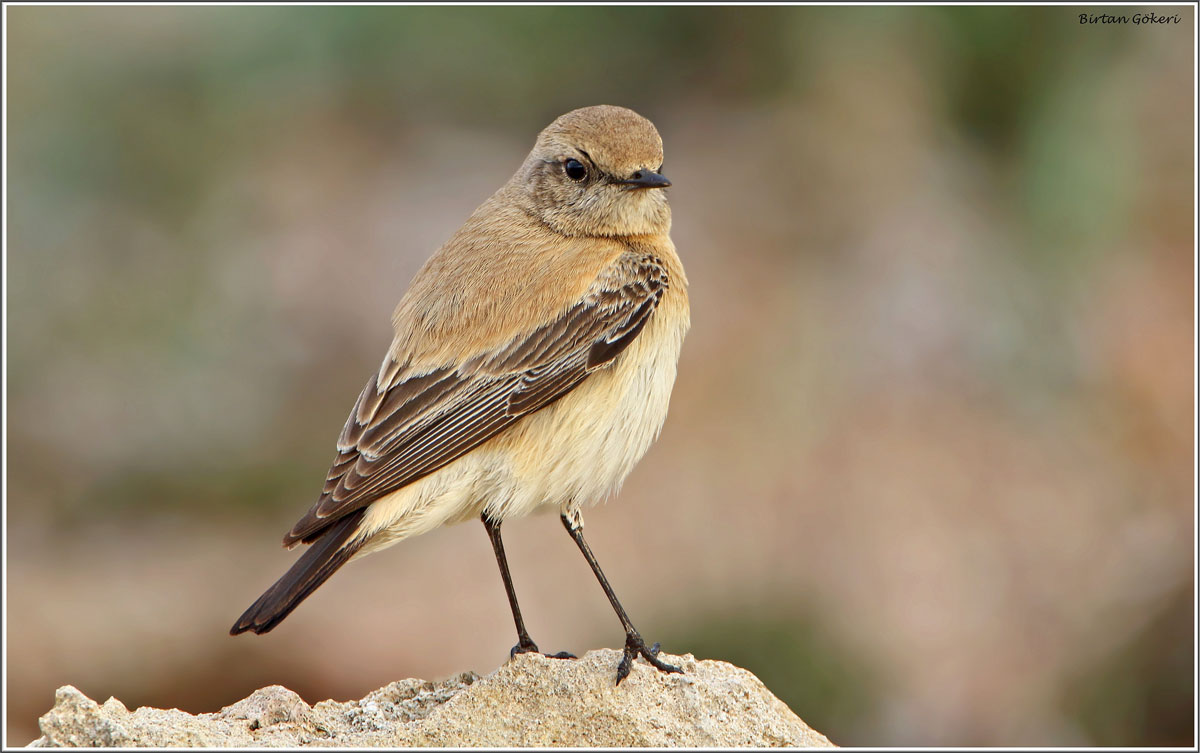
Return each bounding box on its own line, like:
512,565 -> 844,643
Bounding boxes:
284,252 -> 669,546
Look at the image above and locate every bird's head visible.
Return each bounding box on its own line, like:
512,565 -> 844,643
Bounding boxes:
513,105 -> 672,238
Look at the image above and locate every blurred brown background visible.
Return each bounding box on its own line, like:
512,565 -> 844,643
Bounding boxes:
4,5 -> 1194,747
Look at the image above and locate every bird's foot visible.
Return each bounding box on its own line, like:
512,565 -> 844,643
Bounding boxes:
616,633 -> 683,685
510,639 -> 576,660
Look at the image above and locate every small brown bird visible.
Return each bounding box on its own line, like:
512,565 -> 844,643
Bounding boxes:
231,105 -> 689,684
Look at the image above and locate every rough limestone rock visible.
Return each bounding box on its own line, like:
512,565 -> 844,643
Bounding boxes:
30,650 -> 835,747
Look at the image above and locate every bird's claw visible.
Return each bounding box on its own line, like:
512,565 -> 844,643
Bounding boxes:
615,634 -> 683,684
510,641 -> 576,660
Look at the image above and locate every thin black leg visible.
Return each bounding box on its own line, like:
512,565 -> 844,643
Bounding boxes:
561,514 -> 682,684
482,514 -> 575,660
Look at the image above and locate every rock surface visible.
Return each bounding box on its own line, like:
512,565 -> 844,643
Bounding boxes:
29,649 -> 835,747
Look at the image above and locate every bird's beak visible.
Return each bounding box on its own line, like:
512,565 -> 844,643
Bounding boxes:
616,170 -> 672,189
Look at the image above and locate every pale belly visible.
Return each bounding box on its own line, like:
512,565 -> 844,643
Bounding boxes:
483,305 -> 687,522
354,301 -> 688,557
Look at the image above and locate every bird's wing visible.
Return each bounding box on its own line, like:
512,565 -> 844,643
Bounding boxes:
283,251 -> 670,546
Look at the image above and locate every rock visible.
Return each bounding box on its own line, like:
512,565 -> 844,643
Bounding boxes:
29,650 -> 835,747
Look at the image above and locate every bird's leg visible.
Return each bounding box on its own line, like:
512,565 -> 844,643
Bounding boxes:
560,513 -> 682,684
482,514 -> 576,660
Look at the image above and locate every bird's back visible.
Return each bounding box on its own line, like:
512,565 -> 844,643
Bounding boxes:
386,196 -> 631,375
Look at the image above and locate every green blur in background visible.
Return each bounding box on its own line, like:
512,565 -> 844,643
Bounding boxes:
5,5 -> 1194,746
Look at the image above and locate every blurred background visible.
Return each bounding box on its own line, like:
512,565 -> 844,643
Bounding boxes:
4,5 -> 1194,746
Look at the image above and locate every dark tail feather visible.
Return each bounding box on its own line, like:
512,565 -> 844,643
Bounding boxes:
230,509 -> 368,635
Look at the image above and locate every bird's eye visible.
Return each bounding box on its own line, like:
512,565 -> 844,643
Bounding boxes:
563,158 -> 588,182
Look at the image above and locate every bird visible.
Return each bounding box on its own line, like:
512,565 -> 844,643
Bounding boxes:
231,104 -> 689,685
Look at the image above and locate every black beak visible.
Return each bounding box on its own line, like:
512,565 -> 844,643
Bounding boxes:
617,169 -> 671,189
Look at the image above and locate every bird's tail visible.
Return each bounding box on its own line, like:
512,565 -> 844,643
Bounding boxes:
230,509 -> 368,635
